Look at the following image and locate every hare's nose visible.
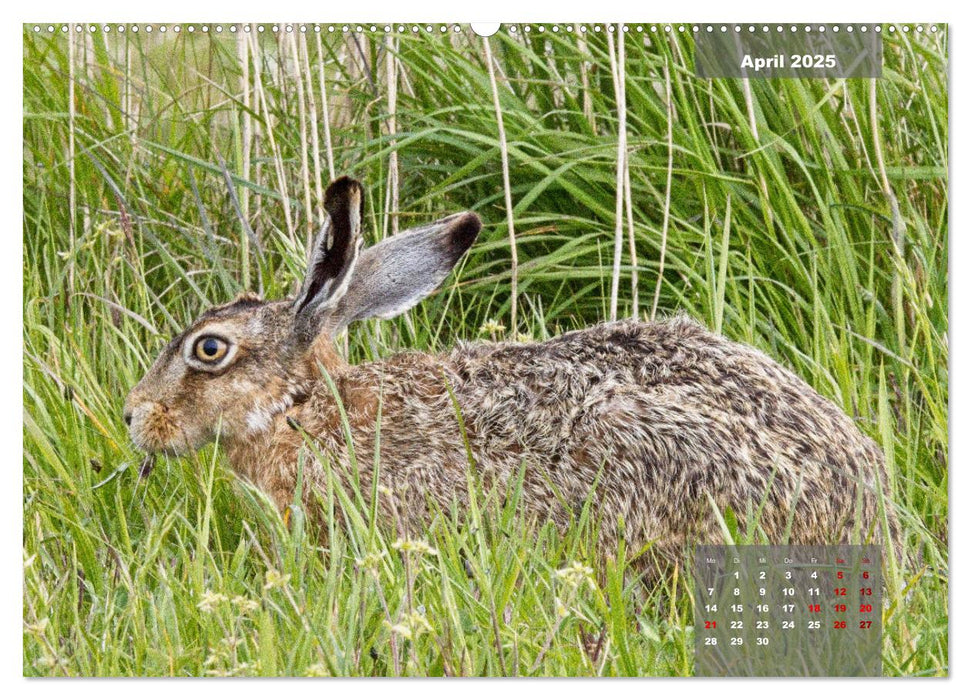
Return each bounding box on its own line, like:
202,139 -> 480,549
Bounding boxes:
123,411 -> 132,427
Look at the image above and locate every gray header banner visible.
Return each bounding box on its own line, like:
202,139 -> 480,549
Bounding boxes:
695,25 -> 883,78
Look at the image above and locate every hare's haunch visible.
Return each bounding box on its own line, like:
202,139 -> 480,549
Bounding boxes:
126,176 -> 899,568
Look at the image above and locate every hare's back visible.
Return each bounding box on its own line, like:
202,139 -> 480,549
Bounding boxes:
446,316 -> 880,484
448,315 -> 799,407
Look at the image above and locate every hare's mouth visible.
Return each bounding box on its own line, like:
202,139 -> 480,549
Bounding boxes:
130,428 -> 196,457
127,403 -> 201,455
138,440 -> 194,458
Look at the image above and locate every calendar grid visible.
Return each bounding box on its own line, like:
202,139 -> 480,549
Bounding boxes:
694,545 -> 882,676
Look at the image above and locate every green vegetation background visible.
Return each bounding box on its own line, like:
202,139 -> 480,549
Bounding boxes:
23,23 -> 948,676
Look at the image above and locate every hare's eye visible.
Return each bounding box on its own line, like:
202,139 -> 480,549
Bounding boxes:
193,336 -> 229,363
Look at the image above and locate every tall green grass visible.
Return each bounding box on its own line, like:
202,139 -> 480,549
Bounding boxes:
23,23 -> 947,676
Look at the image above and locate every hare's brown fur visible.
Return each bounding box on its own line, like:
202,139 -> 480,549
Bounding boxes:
224,316 -> 900,566
126,176 -> 900,572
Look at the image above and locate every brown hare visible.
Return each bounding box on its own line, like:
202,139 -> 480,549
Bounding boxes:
125,175 -> 899,569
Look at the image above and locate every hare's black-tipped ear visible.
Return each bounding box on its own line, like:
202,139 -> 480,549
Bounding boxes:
293,176 -> 364,340
332,211 -> 481,332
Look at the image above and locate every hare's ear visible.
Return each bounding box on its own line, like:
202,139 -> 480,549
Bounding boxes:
332,211 -> 481,331
293,176 -> 364,341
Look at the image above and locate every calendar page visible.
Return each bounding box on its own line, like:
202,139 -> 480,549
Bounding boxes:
21,10 -> 948,680
695,546 -> 883,676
